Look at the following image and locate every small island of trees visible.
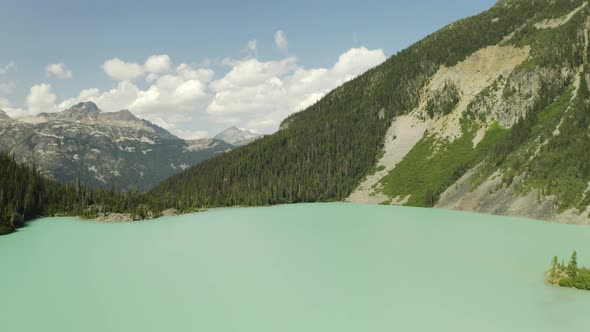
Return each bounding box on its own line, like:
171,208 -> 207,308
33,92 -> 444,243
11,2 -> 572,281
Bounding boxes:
548,251 -> 590,290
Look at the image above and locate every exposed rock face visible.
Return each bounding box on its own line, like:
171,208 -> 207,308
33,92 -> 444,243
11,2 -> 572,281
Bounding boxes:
347,114 -> 430,203
348,44 -> 532,203
0,102 -> 233,191
347,0 -> 590,224
214,126 -> 261,146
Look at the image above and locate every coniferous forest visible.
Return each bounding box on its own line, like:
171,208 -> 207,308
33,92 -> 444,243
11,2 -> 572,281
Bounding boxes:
0,153 -> 167,235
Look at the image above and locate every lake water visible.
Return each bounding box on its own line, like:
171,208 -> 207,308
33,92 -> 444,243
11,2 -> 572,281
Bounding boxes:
1,203 -> 590,331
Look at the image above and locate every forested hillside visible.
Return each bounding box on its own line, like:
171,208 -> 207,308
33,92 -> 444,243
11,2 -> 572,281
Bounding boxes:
0,153 -> 164,235
151,0 -> 589,222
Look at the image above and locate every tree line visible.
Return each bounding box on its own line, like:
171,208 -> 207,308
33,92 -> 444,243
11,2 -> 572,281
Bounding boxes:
0,153 -> 167,235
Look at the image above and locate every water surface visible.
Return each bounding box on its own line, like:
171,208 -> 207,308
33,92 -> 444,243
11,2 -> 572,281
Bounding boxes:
1,203 -> 590,331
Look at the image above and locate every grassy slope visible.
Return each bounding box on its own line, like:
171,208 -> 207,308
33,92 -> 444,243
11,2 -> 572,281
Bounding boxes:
379,120 -> 508,207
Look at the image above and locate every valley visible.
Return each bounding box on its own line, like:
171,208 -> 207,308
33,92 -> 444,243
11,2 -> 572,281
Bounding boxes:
3,0 -> 590,233
3,1 -> 590,331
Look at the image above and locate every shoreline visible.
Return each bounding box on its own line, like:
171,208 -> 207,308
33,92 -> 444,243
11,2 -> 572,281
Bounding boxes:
3,201 -> 590,237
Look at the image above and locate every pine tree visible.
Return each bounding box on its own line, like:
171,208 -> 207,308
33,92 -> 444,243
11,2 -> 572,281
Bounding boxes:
550,256 -> 559,277
567,250 -> 578,277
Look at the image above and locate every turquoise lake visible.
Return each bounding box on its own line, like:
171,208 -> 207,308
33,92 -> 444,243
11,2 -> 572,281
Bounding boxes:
1,203 -> 590,331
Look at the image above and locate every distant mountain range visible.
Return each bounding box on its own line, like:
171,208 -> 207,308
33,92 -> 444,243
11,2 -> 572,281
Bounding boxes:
0,102 -> 259,191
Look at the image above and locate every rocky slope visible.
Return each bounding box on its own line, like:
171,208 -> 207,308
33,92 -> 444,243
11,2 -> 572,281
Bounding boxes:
0,102 -> 233,191
347,0 -> 590,224
151,0 -> 590,224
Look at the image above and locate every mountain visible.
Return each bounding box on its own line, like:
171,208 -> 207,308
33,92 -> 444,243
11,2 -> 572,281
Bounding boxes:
0,102 -> 233,191
151,0 -> 590,224
214,126 -> 261,146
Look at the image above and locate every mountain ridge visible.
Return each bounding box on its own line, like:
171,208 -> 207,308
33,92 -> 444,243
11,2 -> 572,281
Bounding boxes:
0,102 -> 234,191
150,0 -> 590,224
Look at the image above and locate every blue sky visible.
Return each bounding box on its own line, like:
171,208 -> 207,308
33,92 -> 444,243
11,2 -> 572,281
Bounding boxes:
0,0 -> 495,137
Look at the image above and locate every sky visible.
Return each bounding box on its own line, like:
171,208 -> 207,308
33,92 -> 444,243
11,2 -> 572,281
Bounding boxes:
0,0 -> 496,138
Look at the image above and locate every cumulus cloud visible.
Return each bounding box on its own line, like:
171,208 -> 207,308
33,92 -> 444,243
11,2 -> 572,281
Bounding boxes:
5,44 -> 386,138
173,129 -> 210,140
144,55 -> 172,74
210,57 -> 298,92
102,58 -> 144,81
103,54 -> 175,82
274,30 -> 288,54
46,63 -> 73,79
176,64 -> 214,82
206,47 -> 386,132
56,61 -> 213,137
27,84 -> 58,114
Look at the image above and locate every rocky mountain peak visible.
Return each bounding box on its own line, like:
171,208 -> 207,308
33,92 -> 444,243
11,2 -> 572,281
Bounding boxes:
0,109 -> 9,120
214,126 -> 261,146
100,109 -> 140,123
66,101 -> 101,114
58,101 -> 102,123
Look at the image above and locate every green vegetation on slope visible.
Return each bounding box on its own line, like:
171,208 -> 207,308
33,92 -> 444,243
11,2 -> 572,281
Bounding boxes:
467,73 -> 589,214
524,74 -> 590,212
378,119 -> 508,207
472,85 -> 574,185
377,0 -> 588,209
379,82 -> 575,209
549,251 -> 590,291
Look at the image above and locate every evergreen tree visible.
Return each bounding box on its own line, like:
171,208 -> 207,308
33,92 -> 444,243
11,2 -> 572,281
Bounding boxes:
550,256 -> 559,277
568,251 -> 578,277
0,153 -> 164,235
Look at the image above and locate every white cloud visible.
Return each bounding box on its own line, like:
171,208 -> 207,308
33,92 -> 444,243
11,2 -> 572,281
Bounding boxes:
0,61 -> 15,75
57,62 -> 213,138
4,44 -> 386,138
144,55 -> 172,74
332,47 -> 386,77
46,63 -> 73,79
102,58 -> 144,81
210,57 -> 298,92
59,81 -> 139,114
27,84 -> 58,114
176,64 -> 214,82
274,30 -> 288,54
206,47 -> 386,132
173,129 -> 210,140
